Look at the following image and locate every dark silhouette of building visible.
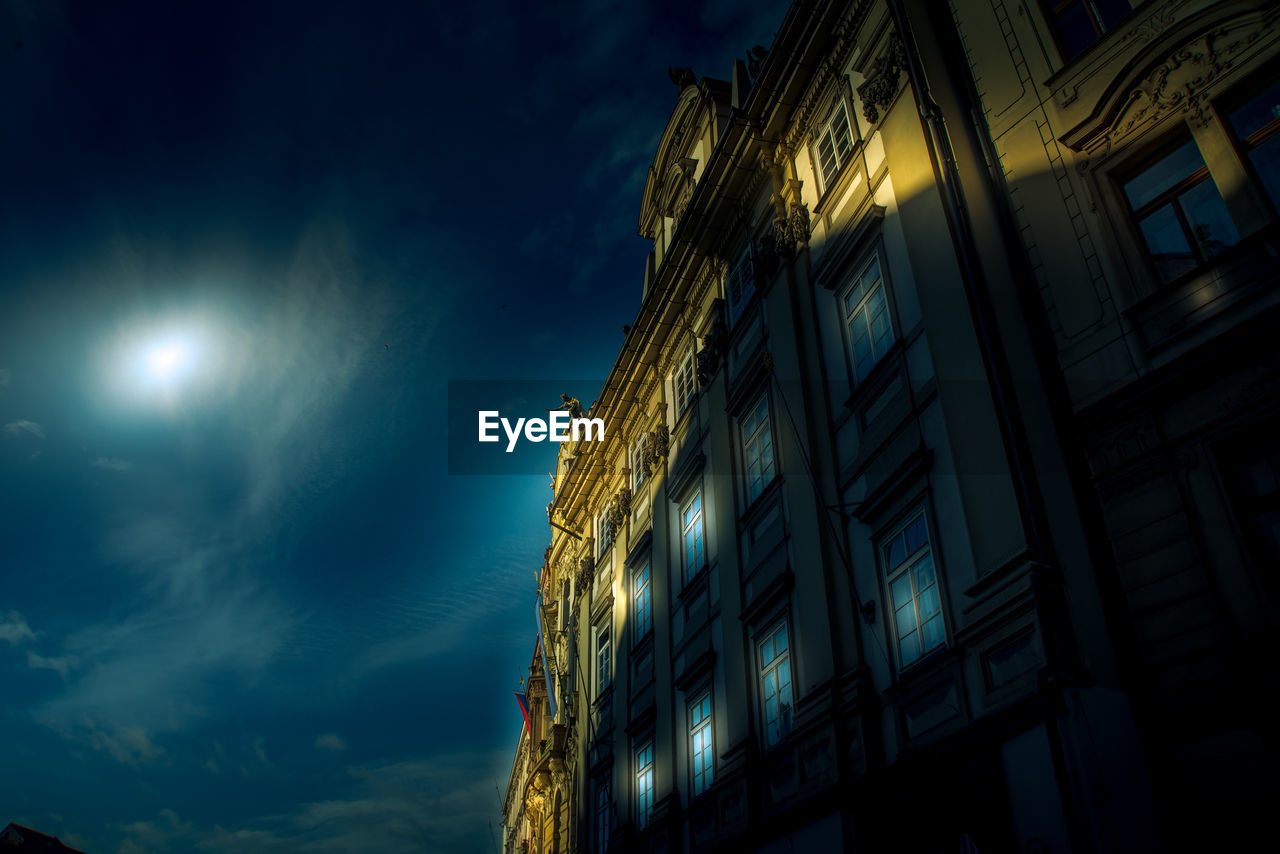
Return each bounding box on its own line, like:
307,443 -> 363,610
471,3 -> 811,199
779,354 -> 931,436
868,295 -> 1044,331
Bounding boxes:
0,824 -> 87,854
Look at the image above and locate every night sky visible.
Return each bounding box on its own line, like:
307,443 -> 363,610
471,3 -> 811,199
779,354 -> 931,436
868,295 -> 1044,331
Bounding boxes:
0,2 -> 786,852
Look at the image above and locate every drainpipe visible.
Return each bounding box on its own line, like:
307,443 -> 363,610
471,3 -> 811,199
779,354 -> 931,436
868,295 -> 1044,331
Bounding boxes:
883,1 -> 1086,850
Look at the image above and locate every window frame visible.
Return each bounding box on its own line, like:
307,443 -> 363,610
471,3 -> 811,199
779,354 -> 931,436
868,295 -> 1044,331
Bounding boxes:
688,690 -> 714,797
838,244 -> 896,386
880,508 -> 946,672
632,561 -> 652,645
595,622 -> 613,697
594,776 -> 612,851
632,434 -> 650,492
1038,0 -> 1135,63
634,738 -> 655,830
680,489 -> 705,583
675,345 -> 698,417
814,97 -> 856,193
726,246 -> 756,326
597,507 -> 613,558
740,392 -> 777,507
757,620 -> 794,748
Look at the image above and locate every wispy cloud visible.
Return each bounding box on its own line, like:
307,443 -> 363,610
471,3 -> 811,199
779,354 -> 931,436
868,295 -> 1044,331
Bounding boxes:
91,456 -> 133,471
27,650 -> 79,677
0,367 -> 9,388
1,611 -> 36,645
314,733 -> 347,753
4,419 -> 45,439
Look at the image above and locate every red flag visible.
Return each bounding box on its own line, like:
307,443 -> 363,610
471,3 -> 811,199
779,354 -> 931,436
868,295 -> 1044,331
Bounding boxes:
514,689 -> 532,733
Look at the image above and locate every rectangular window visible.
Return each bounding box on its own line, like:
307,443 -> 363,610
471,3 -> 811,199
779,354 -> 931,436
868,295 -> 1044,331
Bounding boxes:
1122,138 -> 1239,283
633,562 -> 652,642
598,509 -> 613,558
841,250 -> 894,384
675,348 -> 697,415
741,393 -> 776,505
726,249 -> 756,325
883,511 -> 945,669
758,622 -> 793,747
817,100 -> 855,189
632,436 -> 649,491
635,740 -> 655,829
594,778 -> 611,850
1042,0 -> 1134,61
681,490 -> 705,581
1226,79 -> 1280,212
689,691 -> 714,796
596,624 -> 612,696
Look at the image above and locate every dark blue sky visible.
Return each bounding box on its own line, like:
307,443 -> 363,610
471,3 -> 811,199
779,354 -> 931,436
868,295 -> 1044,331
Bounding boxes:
0,1 -> 786,851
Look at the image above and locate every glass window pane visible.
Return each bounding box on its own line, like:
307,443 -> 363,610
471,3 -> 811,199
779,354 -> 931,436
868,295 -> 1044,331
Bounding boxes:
899,630 -> 921,666
895,601 -> 917,636
885,534 -> 906,570
913,554 -> 936,591
1228,80 -> 1280,141
1093,0 -> 1133,30
890,572 -> 912,608
1248,136 -> 1280,210
1055,4 -> 1100,60
1179,180 -> 1239,258
1124,140 -> 1205,209
774,624 -> 788,654
844,282 -> 865,315
921,615 -> 945,651
917,583 -> 940,620
1137,205 -> 1196,282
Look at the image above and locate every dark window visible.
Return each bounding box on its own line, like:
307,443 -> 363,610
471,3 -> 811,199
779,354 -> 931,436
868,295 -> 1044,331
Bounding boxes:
1044,0 -> 1134,60
1122,139 -> 1239,283
1227,79 -> 1280,211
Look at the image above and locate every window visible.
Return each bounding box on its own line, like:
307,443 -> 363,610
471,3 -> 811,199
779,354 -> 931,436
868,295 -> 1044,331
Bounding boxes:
635,740 -> 655,829
597,508 -> 613,558
726,248 -> 755,325
681,490 -> 705,581
741,393 -> 776,505
633,562 -> 652,643
883,511 -> 945,669
841,250 -> 894,384
594,778 -> 612,850
758,622 -> 793,747
675,347 -> 697,415
1041,0 -> 1133,61
689,691 -> 714,795
1226,79 -> 1280,212
816,100 -> 855,189
632,436 -> 649,491
1122,138 -> 1239,283
596,624 -> 612,696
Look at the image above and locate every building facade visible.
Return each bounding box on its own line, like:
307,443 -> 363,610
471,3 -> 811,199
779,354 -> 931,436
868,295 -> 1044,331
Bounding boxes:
505,1 -> 1279,851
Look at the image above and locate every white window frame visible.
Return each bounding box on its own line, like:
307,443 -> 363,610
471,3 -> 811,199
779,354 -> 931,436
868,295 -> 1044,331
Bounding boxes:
726,247 -> 755,326
632,435 -> 649,491
840,247 -> 895,385
597,508 -> 613,558
689,691 -> 714,796
635,739 -> 655,829
882,509 -> 945,670
681,489 -> 705,582
758,621 -> 793,747
633,562 -> 652,643
675,346 -> 697,416
741,393 -> 776,506
815,99 -> 855,192
596,623 -> 612,696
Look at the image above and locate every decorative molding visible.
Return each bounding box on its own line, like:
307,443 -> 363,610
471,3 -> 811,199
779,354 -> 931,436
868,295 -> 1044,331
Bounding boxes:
696,313 -> 727,387
856,33 -> 907,124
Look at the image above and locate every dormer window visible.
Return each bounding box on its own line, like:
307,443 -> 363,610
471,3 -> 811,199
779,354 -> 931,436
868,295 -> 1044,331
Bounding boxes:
816,100 -> 855,191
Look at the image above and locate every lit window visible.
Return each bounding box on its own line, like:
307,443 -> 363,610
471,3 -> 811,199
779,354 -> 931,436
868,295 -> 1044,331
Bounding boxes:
633,563 -> 652,642
816,100 -> 855,189
758,622 -> 793,747
596,624 -> 612,696
594,778 -> 611,850
675,348 -> 697,415
1226,80 -> 1280,212
598,509 -> 613,558
689,692 -> 714,795
883,511 -> 945,669
635,740 -> 655,829
1042,0 -> 1133,61
741,394 -> 776,505
726,248 -> 755,325
1122,138 -> 1239,284
841,250 -> 894,384
681,490 -> 705,581
632,436 -> 649,491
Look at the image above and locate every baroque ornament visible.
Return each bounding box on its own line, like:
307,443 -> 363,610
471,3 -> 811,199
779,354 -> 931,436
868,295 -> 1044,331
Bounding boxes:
856,33 -> 907,124
697,315 -> 727,386
643,424 -> 670,474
